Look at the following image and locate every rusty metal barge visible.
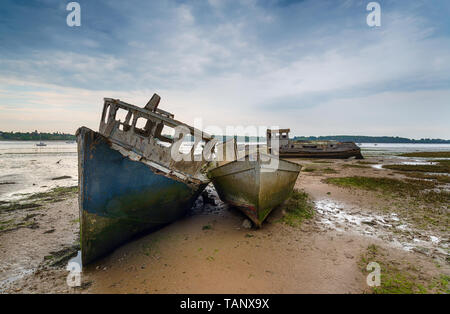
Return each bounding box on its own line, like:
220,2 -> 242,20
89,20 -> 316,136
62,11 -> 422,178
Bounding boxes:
267,129 -> 363,159
76,94 -> 215,264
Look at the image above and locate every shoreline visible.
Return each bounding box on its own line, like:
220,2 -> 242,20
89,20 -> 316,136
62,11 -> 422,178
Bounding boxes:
1,153 -> 448,293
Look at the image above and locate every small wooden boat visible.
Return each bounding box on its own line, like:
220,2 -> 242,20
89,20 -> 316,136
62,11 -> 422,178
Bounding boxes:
77,94 -> 215,264
267,129 -> 363,159
208,141 -> 301,227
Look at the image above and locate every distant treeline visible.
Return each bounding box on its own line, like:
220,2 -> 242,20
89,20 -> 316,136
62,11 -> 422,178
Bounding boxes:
1,131 -> 448,144
292,136 -> 450,144
0,131 -> 76,141
195,134 -> 450,144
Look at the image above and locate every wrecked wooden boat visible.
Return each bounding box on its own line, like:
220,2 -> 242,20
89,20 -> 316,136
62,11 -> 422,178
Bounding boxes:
208,141 -> 301,227
77,94 -> 215,264
267,129 -> 363,159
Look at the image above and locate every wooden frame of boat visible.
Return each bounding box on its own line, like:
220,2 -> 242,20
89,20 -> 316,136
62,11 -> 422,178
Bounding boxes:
99,95 -> 216,184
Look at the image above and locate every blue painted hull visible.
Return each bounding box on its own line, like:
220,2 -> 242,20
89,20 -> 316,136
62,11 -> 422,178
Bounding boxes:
77,127 -> 207,264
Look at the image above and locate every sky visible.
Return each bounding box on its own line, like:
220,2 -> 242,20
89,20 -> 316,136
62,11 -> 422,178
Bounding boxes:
0,0 -> 449,138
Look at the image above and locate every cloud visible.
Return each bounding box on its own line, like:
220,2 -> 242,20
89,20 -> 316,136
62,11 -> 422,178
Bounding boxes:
0,0 -> 449,138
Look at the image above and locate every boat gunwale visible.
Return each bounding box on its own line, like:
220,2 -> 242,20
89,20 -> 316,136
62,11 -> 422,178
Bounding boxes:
209,162 -> 301,179
209,150 -> 302,174
103,98 -> 213,141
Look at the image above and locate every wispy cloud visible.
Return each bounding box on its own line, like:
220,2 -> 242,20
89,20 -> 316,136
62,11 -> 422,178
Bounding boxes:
0,0 -> 449,137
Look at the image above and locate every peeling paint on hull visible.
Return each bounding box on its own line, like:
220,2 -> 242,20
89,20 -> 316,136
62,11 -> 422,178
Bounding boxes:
77,127 -> 206,264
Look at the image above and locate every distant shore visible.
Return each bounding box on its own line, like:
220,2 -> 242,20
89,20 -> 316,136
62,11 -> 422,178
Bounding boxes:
0,132 -> 76,142
0,140 -> 76,141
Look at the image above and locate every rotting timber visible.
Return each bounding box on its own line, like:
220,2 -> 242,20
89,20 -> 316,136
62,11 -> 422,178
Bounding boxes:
76,94 -> 215,264
208,140 -> 301,227
267,129 -> 363,159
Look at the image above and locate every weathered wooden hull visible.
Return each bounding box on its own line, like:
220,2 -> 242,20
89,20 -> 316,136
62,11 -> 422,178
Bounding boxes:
208,153 -> 301,227
77,127 -> 207,264
267,129 -> 363,159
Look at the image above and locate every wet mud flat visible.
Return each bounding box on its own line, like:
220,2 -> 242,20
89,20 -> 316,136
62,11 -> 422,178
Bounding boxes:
1,153 -> 449,294
0,143 -> 78,203
0,186 -> 80,293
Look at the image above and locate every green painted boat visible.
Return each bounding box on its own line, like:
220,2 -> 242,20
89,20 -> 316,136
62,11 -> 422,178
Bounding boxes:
208,148 -> 301,227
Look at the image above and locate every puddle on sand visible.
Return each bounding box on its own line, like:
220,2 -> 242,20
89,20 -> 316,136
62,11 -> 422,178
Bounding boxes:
66,250 -> 82,272
0,251 -> 82,292
372,160 -> 441,170
314,199 -> 449,261
0,267 -> 35,293
426,172 -> 450,176
401,161 -> 437,165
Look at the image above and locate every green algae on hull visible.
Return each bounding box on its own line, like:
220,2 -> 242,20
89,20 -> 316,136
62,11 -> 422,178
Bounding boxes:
208,152 -> 301,227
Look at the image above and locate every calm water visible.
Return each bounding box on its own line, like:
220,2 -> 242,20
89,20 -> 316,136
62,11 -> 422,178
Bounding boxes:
359,143 -> 450,151
358,143 -> 450,157
1,141 -> 449,202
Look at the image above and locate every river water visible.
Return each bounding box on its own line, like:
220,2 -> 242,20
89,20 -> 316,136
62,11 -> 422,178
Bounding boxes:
359,143 -> 450,156
0,141 -> 78,202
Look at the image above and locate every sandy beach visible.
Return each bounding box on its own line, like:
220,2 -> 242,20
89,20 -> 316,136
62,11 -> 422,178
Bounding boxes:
1,145 -> 449,294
